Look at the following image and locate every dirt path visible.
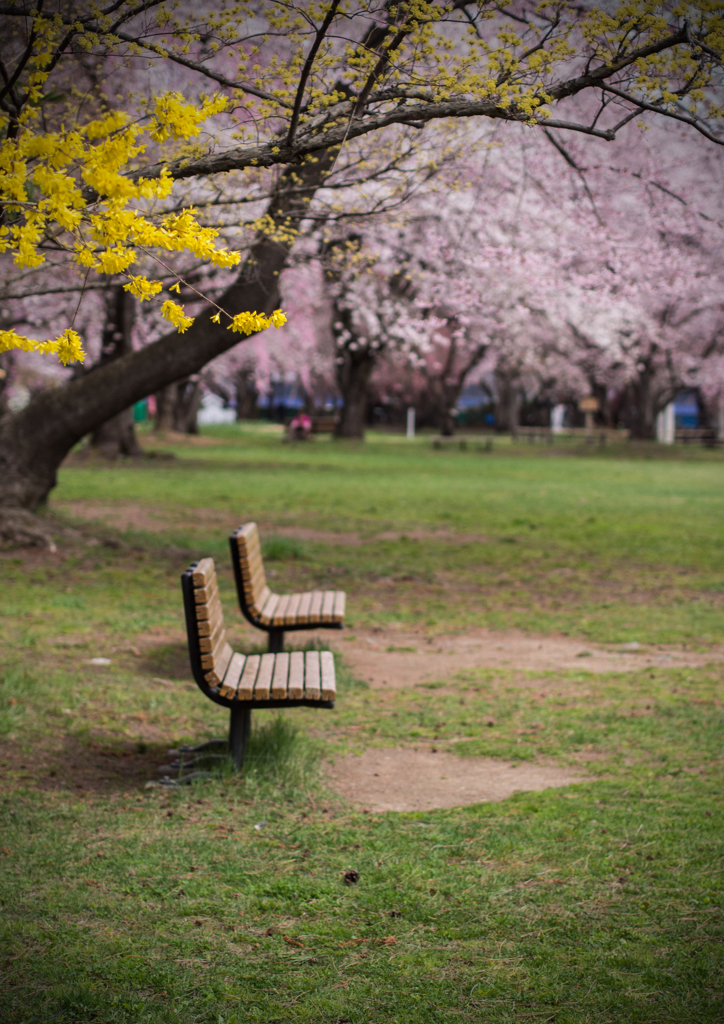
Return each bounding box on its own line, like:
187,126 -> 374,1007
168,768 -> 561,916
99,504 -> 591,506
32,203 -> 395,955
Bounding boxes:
322,625 -> 722,811
327,748 -> 584,812
53,501 -> 490,545
335,626 -> 724,687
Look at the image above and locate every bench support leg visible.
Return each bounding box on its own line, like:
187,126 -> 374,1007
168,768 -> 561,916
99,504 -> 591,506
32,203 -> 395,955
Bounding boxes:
229,706 -> 251,771
268,628 -> 284,653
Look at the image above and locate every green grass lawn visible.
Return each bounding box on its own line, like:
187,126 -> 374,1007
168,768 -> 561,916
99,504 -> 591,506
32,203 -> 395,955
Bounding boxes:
1,425 -> 722,1022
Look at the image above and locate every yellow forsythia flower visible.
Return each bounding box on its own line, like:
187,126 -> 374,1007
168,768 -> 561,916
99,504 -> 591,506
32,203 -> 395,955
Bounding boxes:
160,300 -> 194,333
0,327 -> 86,364
124,276 -> 163,301
228,309 -> 287,336
54,328 -> 85,365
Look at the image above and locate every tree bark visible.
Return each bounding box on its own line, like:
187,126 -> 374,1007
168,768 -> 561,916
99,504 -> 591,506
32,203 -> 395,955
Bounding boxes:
154,383 -> 177,433
235,368 -> 258,420
0,150 -> 331,513
335,347 -> 376,439
173,377 -> 202,434
494,370 -> 521,434
91,288 -> 142,458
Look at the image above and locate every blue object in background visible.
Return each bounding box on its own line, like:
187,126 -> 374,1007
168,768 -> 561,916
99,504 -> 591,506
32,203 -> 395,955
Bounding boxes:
674,389 -> 699,429
133,400 -> 147,422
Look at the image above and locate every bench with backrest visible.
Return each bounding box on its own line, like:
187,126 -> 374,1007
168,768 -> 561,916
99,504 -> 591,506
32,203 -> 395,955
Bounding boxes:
229,522 -> 345,652
181,556 -> 336,769
311,415 -> 338,434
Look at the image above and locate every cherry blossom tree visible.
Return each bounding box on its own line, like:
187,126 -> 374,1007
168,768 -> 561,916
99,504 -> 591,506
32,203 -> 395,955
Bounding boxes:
1,0 -> 724,545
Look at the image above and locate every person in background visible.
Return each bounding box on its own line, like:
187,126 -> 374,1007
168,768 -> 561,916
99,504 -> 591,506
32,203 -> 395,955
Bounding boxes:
289,412 -> 312,440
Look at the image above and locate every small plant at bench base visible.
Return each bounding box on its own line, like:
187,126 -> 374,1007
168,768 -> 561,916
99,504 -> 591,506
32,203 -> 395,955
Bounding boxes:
230,522 -> 345,653
179,557 -> 335,780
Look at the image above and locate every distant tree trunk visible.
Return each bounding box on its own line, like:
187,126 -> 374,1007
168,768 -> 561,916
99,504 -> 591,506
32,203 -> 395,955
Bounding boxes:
625,360 -> 674,440
91,288 -> 142,458
235,368 -> 258,420
173,376 -> 203,433
335,346 -> 376,439
154,383 -> 176,433
494,370 -> 521,434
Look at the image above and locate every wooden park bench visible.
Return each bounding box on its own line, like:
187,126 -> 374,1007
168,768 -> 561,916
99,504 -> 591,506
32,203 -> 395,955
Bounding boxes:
311,415 -> 338,434
180,557 -> 336,772
229,522 -> 345,652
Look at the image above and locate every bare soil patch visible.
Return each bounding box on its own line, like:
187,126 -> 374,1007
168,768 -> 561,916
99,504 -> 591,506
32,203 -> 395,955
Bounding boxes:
52,502 -> 490,546
337,627 -> 724,685
327,747 -> 584,812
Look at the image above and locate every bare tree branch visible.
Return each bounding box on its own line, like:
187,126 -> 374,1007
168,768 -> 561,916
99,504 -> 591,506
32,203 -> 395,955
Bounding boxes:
287,0 -> 341,144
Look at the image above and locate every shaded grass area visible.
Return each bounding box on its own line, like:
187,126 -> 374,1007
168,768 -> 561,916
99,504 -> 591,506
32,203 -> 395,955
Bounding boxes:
1,424 -> 723,1020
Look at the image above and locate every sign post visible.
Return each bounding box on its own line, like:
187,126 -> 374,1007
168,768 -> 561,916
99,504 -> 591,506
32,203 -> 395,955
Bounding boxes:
578,396 -> 600,434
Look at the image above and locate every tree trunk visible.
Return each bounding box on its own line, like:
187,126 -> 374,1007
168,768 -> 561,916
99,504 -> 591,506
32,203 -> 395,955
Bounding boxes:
90,288 -> 142,458
335,347 -> 376,439
235,368 -> 258,420
154,383 -> 177,433
174,377 -> 202,434
0,149 -> 332,515
627,370 -> 663,440
494,371 -> 521,434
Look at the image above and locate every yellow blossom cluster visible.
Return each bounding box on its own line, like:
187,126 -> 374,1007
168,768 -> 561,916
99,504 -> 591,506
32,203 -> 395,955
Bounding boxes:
0,327 -> 85,366
0,15 -> 287,363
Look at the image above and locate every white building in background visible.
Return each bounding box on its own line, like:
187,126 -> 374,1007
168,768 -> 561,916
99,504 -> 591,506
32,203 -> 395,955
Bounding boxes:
655,402 -> 675,444
198,391 -> 236,425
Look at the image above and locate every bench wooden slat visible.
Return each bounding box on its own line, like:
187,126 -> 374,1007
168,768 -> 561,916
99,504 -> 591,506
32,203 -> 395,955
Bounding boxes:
304,651 -> 321,699
271,652 -> 290,699
320,650 -> 336,701
240,548 -> 263,579
196,592 -> 222,622
259,592 -> 280,626
288,652 -> 305,699
197,595 -> 222,632
219,652 -> 245,699
201,631 -> 230,670
235,522 -> 259,544
237,654 -> 260,700
296,592 -> 312,625
243,561 -> 266,596
253,653 -> 275,699
333,591 -> 346,623
285,593 -> 302,625
321,590 -> 336,623
309,590 -> 323,620
272,594 -> 291,627
192,557 -> 215,586
250,585 -> 271,617
236,523 -> 261,557
203,641 -> 233,686
194,578 -> 218,605
198,615 -> 225,653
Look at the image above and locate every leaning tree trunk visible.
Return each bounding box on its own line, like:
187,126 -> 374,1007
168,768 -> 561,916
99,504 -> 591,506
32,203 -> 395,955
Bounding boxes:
90,288 -> 142,458
0,148 -> 333,539
335,346 -> 376,439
